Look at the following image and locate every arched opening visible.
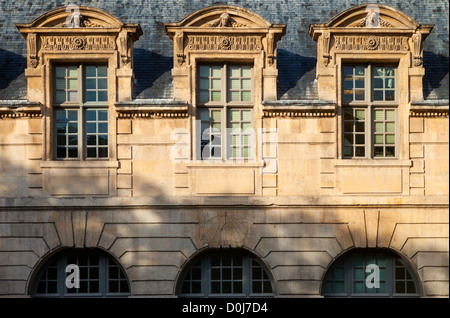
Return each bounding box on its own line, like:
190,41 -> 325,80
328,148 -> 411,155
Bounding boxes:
31,248 -> 130,298
176,248 -> 275,297
321,248 -> 421,298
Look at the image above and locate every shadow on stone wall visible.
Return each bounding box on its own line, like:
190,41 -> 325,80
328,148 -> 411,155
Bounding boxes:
276,49 -> 317,99
0,49 -> 26,99
133,48 -> 173,99
423,51 -> 449,99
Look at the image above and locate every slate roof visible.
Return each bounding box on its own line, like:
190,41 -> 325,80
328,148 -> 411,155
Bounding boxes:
0,0 -> 448,100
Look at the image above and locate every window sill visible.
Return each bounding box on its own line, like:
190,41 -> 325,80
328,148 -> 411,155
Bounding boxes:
334,159 -> 412,167
186,160 -> 265,168
40,160 -> 119,169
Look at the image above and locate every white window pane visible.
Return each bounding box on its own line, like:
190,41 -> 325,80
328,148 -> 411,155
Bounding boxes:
211,91 -> 221,102
68,79 -> 78,90
374,122 -> 384,133
230,79 -> 240,90
385,110 -> 396,121
374,110 -> 384,121
229,66 -> 240,78
242,110 -> 252,121
241,79 -> 251,90
374,134 -> 383,144
230,110 -> 240,121
386,134 -> 395,144
68,91 -> 79,102
230,91 -> 240,101
211,110 -> 221,122
68,66 -> 78,77
211,66 -> 222,78
241,67 -> 252,77
211,79 -> 221,90
386,122 -> 395,133
241,91 -> 251,102
242,122 -> 251,131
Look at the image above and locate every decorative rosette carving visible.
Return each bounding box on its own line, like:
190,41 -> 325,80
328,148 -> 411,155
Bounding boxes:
72,36 -> 86,49
365,36 -> 379,50
219,36 -> 232,50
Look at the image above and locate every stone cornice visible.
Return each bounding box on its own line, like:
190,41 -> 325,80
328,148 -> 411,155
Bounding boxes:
410,100 -> 449,118
262,100 -> 336,118
0,101 -> 42,119
115,99 -> 189,119
1,195 -> 448,210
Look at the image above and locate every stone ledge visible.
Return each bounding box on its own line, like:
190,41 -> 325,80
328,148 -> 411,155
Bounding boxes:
40,160 -> 119,169
410,100 -> 449,118
115,99 -> 189,118
262,100 -> 336,118
1,195 -> 448,209
0,101 -> 42,119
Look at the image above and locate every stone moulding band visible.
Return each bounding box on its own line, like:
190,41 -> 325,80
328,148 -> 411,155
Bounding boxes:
0,102 -> 42,119
115,101 -> 189,119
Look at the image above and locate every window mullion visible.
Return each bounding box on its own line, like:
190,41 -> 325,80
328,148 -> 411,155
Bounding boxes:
367,65 -> 372,158
79,64 -> 84,160
223,63 -> 228,161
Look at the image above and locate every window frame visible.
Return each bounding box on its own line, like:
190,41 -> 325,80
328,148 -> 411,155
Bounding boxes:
322,250 -> 421,298
177,251 -> 275,298
52,63 -> 109,161
32,249 -> 131,298
341,63 -> 399,159
196,63 -> 255,161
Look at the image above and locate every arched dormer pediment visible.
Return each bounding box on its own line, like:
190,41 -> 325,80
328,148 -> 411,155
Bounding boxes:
165,5 -> 273,29
18,6 -> 124,29
324,4 -> 421,29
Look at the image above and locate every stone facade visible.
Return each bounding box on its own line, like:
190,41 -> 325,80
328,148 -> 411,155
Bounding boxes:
0,1 -> 448,298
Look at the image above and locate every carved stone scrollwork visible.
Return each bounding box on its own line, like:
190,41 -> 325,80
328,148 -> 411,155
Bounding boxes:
175,31 -> 185,66
187,35 -> 262,51
120,34 -> 131,65
412,32 -> 423,66
322,31 -> 331,66
208,13 -> 246,28
55,15 -> 103,28
334,35 -> 408,51
28,33 -> 38,68
41,35 -> 116,51
266,33 -> 275,65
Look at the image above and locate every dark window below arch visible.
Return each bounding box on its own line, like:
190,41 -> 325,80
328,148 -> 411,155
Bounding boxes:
178,250 -> 274,297
32,249 -> 130,298
322,249 -> 420,298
